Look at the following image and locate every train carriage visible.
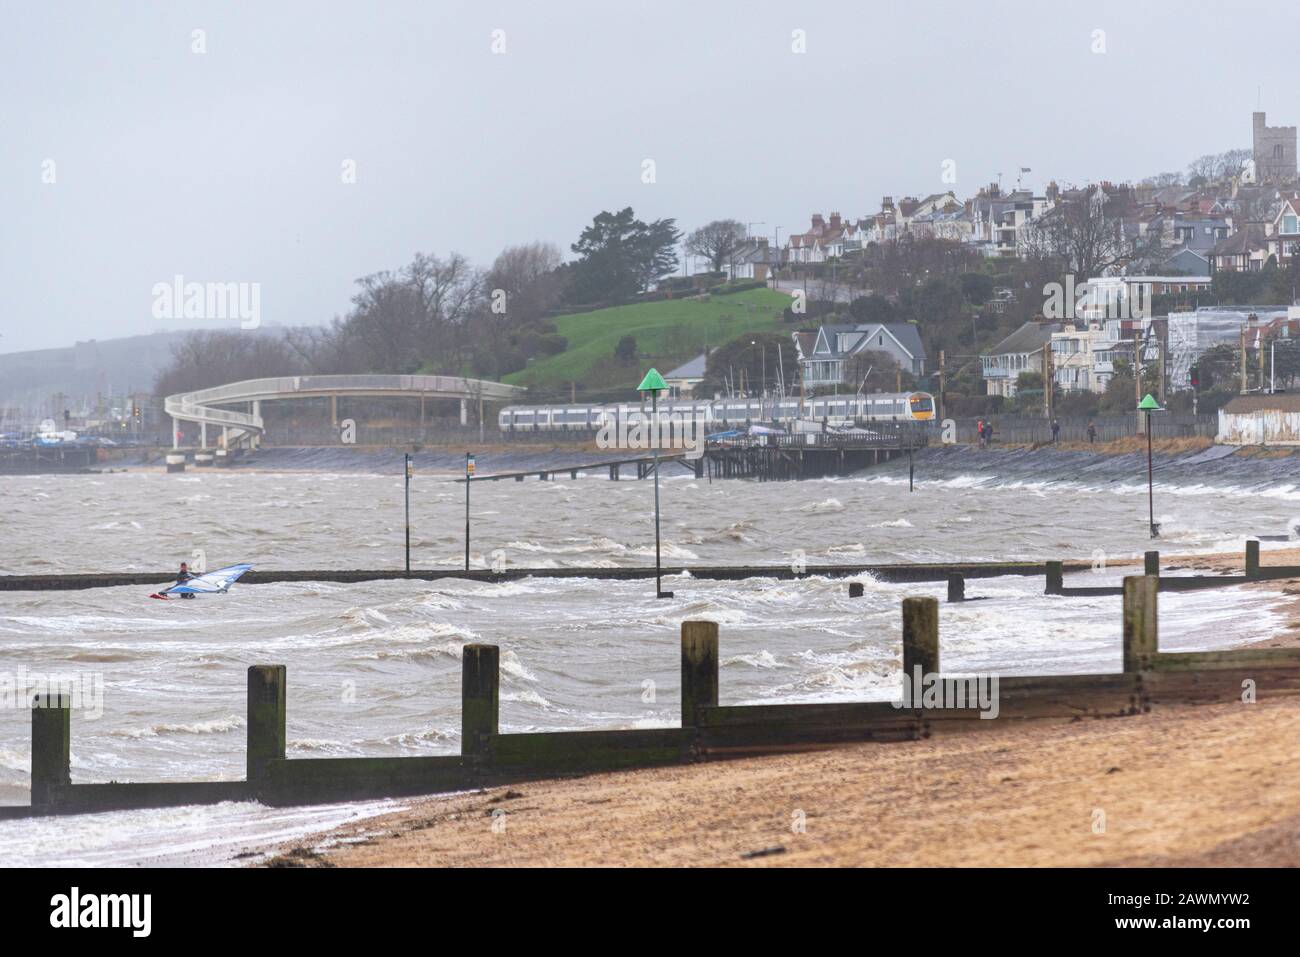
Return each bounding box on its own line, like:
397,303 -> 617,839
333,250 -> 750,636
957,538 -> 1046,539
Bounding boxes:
498,391 -> 935,433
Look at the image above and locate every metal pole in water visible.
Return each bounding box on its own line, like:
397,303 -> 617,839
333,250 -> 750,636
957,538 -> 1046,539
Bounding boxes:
465,452 -> 474,571
1139,394 -> 1162,538
638,368 -> 672,599
1146,416 -> 1155,537
652,390 -> 665,597
404,453 -> 412,576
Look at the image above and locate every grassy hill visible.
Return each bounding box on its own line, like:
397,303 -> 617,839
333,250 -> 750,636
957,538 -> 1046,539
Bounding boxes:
503,287 -> 793,395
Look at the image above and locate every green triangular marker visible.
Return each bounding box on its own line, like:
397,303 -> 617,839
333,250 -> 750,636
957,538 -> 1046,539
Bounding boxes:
1138,394 -> 1161,411
637,368 -> 667,392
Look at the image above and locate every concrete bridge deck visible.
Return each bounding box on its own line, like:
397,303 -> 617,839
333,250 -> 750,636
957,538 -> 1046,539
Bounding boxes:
166,374 -> 526,450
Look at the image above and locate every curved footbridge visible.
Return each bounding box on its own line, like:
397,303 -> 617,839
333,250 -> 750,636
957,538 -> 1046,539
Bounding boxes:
165,374 -> 526,449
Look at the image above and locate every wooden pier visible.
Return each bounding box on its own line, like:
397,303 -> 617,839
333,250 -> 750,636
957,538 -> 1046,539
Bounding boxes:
457,425 -> 927,484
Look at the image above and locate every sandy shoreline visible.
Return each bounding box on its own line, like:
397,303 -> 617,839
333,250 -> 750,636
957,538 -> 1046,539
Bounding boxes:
265,696 -> 1300,867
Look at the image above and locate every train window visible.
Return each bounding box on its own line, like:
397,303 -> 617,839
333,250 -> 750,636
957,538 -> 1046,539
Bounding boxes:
910,394 -> 934,413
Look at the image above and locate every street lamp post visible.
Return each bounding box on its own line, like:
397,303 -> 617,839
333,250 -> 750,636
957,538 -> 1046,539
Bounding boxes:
638,367 -> 673,599
1138,393 -> 1163,538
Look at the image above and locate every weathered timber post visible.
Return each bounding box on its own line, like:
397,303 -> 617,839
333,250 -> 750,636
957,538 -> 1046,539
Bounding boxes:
848,582 -> 865,598
31,692 -> 71,810
1045,560 -> 1063,595
902,596 -> 940,678
947,573 -> 965,602
247,665 -> 286,786
680,620 -> 719,728
1144,550 -> 1160,576
1245,539 -> 1260,578
461,644 -> 500,757
1122,575 -> 1158,673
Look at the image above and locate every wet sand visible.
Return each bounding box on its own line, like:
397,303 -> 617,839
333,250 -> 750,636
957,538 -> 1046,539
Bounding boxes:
265,695 -> 1300,867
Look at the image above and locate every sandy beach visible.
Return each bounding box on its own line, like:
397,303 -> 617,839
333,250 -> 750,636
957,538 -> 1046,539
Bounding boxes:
266,695 -> 1300,868
257,545 -> 1300,868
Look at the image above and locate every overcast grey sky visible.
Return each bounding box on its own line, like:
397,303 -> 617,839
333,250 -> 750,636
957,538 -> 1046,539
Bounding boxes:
1,0 -> 1294,354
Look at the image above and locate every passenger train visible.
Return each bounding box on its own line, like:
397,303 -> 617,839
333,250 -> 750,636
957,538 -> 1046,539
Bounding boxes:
498,392 -> 935,433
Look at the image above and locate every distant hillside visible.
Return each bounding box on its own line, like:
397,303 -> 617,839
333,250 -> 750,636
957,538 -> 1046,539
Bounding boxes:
503,288 -> 793,395
0,326 -> 297,411
0,330 -> 197,407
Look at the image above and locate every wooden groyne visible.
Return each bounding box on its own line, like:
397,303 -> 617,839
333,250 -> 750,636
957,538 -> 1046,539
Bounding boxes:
0,559 -> 1082,592
2,541 -> 1292,593
12,564 -> 1300,818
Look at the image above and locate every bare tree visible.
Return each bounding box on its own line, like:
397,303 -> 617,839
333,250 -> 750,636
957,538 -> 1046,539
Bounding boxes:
684,219 -> 747,273
484,242 -> 565,324
154,330 -> 307,396
1020,186 -> 1154,281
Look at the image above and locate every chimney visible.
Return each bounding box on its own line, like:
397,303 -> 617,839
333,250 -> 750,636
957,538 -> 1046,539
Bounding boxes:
829,212 -> 842,228
811,213 -> 825,228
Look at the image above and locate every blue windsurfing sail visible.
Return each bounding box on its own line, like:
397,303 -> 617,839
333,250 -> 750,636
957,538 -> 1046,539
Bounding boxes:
158,563 -> 254,597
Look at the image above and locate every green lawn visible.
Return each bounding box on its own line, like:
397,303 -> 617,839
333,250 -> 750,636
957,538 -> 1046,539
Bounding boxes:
504,288 -> 793,394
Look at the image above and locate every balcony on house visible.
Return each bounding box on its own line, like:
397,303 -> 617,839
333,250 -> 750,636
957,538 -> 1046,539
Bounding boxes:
801,359 -> 845,386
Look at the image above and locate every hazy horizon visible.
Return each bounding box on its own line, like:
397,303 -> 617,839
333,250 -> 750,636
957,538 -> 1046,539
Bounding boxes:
2,0 -> 1295,354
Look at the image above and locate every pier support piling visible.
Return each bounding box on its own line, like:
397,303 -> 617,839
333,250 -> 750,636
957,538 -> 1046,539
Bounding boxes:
1144,550 -> 1160,577
848,582 -> 864,598
902,596 -> 940,678
680,620 -> 719,727
247,665 -> 286,786
1245,539 -> 1260,578
947,574 -> 965,603
31,692 -> 70,810
461,644 -> 500,756
1122,576 -> 1158,673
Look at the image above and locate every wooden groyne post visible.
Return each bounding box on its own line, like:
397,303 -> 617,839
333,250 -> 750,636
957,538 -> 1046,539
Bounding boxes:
947,573 -> 965,602
247,666 -> 286,786
1122,575 -> 1158,673
1045,560 -> 1063,595
681,620 -> 719,727
1246,539 -> 1260,578
461,644 -> 500,756
848,582 -> 865,598
31,692 -> 70,810
902,596 -> 940,677
1144,550 -> 1160,577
